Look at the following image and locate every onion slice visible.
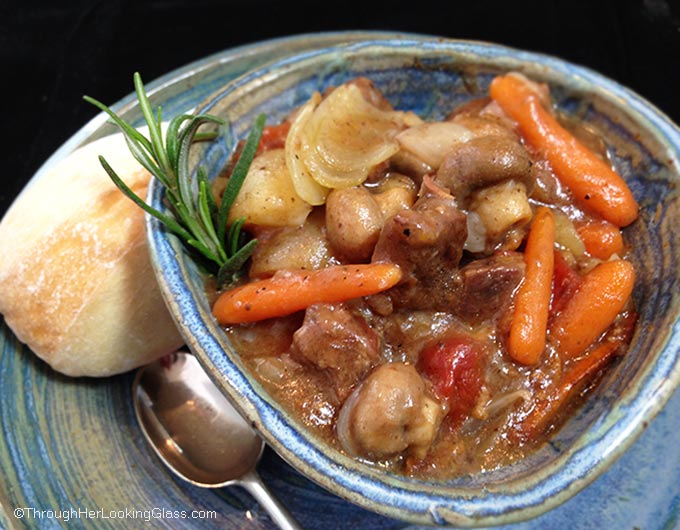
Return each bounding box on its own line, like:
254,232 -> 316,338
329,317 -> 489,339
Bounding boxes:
285,92 -> 329,205
396,121 -> 473,169
288,84 -> 407,192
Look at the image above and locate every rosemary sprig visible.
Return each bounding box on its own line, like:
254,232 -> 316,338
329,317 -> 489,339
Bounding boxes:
84,72 -> 264,286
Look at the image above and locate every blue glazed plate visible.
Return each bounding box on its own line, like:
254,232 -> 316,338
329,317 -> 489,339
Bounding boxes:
1,33 -> 679,530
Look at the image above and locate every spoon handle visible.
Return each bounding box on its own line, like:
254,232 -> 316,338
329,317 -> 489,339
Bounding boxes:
240,469 -> 304,530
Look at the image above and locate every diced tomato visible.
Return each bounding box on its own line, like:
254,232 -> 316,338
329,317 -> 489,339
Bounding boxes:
550,250 -> 582,317
256,122 -> 291,155
226,122 -> 292,171
418,336 -> 486,425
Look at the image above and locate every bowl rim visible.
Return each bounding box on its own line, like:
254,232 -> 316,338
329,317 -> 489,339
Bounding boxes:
146,37 -> 680,526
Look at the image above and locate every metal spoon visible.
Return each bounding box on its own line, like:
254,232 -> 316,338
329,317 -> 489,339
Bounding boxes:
132,351 -> 302,530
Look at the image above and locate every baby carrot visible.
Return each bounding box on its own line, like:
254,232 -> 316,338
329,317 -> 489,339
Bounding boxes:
212,263 -> 402,324
508,207 -> 555,365
577,220 -> 624,260
516,338 -> 623,441
490,74 -> 638,227
550,259 -> 635,360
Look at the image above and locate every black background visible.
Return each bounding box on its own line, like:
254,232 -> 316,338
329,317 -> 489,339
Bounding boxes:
3,0 -> 680,216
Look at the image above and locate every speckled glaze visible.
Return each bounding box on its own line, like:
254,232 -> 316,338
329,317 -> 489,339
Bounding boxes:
1,34 -> 679,530
147,39 -> 680,526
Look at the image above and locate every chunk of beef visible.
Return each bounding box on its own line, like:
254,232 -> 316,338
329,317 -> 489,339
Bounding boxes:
452,252 -> 525,324
291,303 -> 380,400
372,185 -> 468,310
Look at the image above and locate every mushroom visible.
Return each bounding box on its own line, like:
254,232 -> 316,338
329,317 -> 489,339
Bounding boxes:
435,135 -> 536,206
337,363 -> 444,460
325,186 -> 384,262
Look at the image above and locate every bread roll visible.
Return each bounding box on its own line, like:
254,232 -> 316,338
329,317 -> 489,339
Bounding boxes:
0,132 -> 184,376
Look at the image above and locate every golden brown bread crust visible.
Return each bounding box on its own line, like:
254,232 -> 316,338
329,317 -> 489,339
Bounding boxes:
0,133 -> 184,376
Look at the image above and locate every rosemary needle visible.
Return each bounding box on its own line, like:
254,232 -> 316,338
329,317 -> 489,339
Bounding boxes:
84,72 -> 264,287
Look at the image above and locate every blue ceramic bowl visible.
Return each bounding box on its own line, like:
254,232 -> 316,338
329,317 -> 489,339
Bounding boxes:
146,38 -> 680,526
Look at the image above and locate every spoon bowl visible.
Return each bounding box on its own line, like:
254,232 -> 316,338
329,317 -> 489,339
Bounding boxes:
132,351 -> 301,530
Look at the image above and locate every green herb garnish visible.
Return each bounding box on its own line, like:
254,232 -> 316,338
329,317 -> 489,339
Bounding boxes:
84,72 -> 264,286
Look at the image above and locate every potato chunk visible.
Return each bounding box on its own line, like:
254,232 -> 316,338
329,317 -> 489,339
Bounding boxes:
228,148 -> 311,227
249,210 -> 337,278
469,180 -> 532,239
